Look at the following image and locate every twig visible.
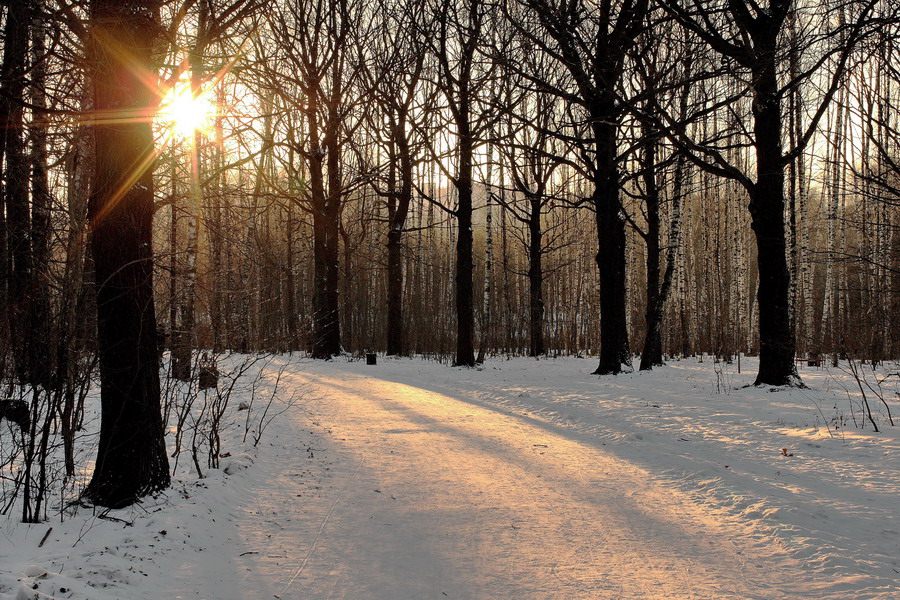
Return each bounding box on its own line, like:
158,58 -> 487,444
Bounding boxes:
38,527 -> 53,548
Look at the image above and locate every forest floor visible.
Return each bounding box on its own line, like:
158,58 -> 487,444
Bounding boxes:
1,355 -> 898,599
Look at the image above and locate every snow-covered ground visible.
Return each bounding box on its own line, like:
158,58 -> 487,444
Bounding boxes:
2,355 -> 898,599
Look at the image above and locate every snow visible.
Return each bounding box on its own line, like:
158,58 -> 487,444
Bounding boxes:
2,355 -> 898,599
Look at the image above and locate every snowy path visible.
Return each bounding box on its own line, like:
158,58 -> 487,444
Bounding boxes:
5,356 -> 897,599
220,361 -> 819,599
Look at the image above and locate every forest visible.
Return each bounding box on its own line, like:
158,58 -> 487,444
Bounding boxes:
0,0 -> 898,598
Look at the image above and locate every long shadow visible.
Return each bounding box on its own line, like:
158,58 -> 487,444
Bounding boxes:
293,364 -> 899,598
341,361 -> 897,511
241,377 -> 519,599
293,371 -> 804,599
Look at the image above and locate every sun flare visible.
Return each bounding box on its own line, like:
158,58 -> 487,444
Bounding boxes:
158,78 -> 215,140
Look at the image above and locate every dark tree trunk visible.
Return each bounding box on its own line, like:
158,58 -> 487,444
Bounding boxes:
0,10 -> 12,350
29,0 -> 52,386
386,227 -> 404,355
284,200 -> 299,349
386,118 -> 413,356
433,0 -> 481,367
209,173 -> 225,351
310,79 -> 342,359
643,144 -> 686,369
322,126 -> 342,356
454,122 -> 475,367
2,0 -> 31,379
83,0 -> 170,508
284,115 -> 302,350
168,157 -> 178,358
339,222 -> 352,352
527,194 -> 544,357
592,114 -> 630,374
307,100 -> 328,358
209,190 -> 225,351
750,56 -> 799,386
639,130 -> 663,371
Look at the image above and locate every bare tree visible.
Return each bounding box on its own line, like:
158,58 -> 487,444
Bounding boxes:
1,0 -> 32,379
360,0 -> 431,356
510,0 -> 650,374
428,0 -> 498,366
659,0 -> 878,385
266,0 -> 369,357
493,81 -> 568,357
83,0 -> 170,507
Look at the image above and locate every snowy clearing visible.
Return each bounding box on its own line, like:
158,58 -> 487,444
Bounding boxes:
2,355 -> 898,599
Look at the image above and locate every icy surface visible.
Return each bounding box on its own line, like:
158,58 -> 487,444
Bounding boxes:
1,356 -> 897,599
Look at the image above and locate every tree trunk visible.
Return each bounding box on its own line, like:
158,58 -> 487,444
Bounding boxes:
310,77 -> 342,358
284,200 -> 299,348
386,226 -> 403,355
83,0 -> 170,507
454,120 -> 476,367
592,114 -> 630,374
527,194 -> 544,357
639,127 -> 662,370
478,176 -> 493,363
323,112 -> 342,355
2,0 -> 31,379
209,83 -> 226,351
29,0 -> 52,386
750,59 -> 800,386
386,118 -> 413,356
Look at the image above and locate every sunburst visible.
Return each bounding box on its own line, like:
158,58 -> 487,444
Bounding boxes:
157,77 -> 216,141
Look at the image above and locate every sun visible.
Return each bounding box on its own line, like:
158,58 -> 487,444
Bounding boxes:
158,78 -> 215,141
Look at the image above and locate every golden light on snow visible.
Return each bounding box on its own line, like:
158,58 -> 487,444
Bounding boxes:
157,77 -> 215,141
